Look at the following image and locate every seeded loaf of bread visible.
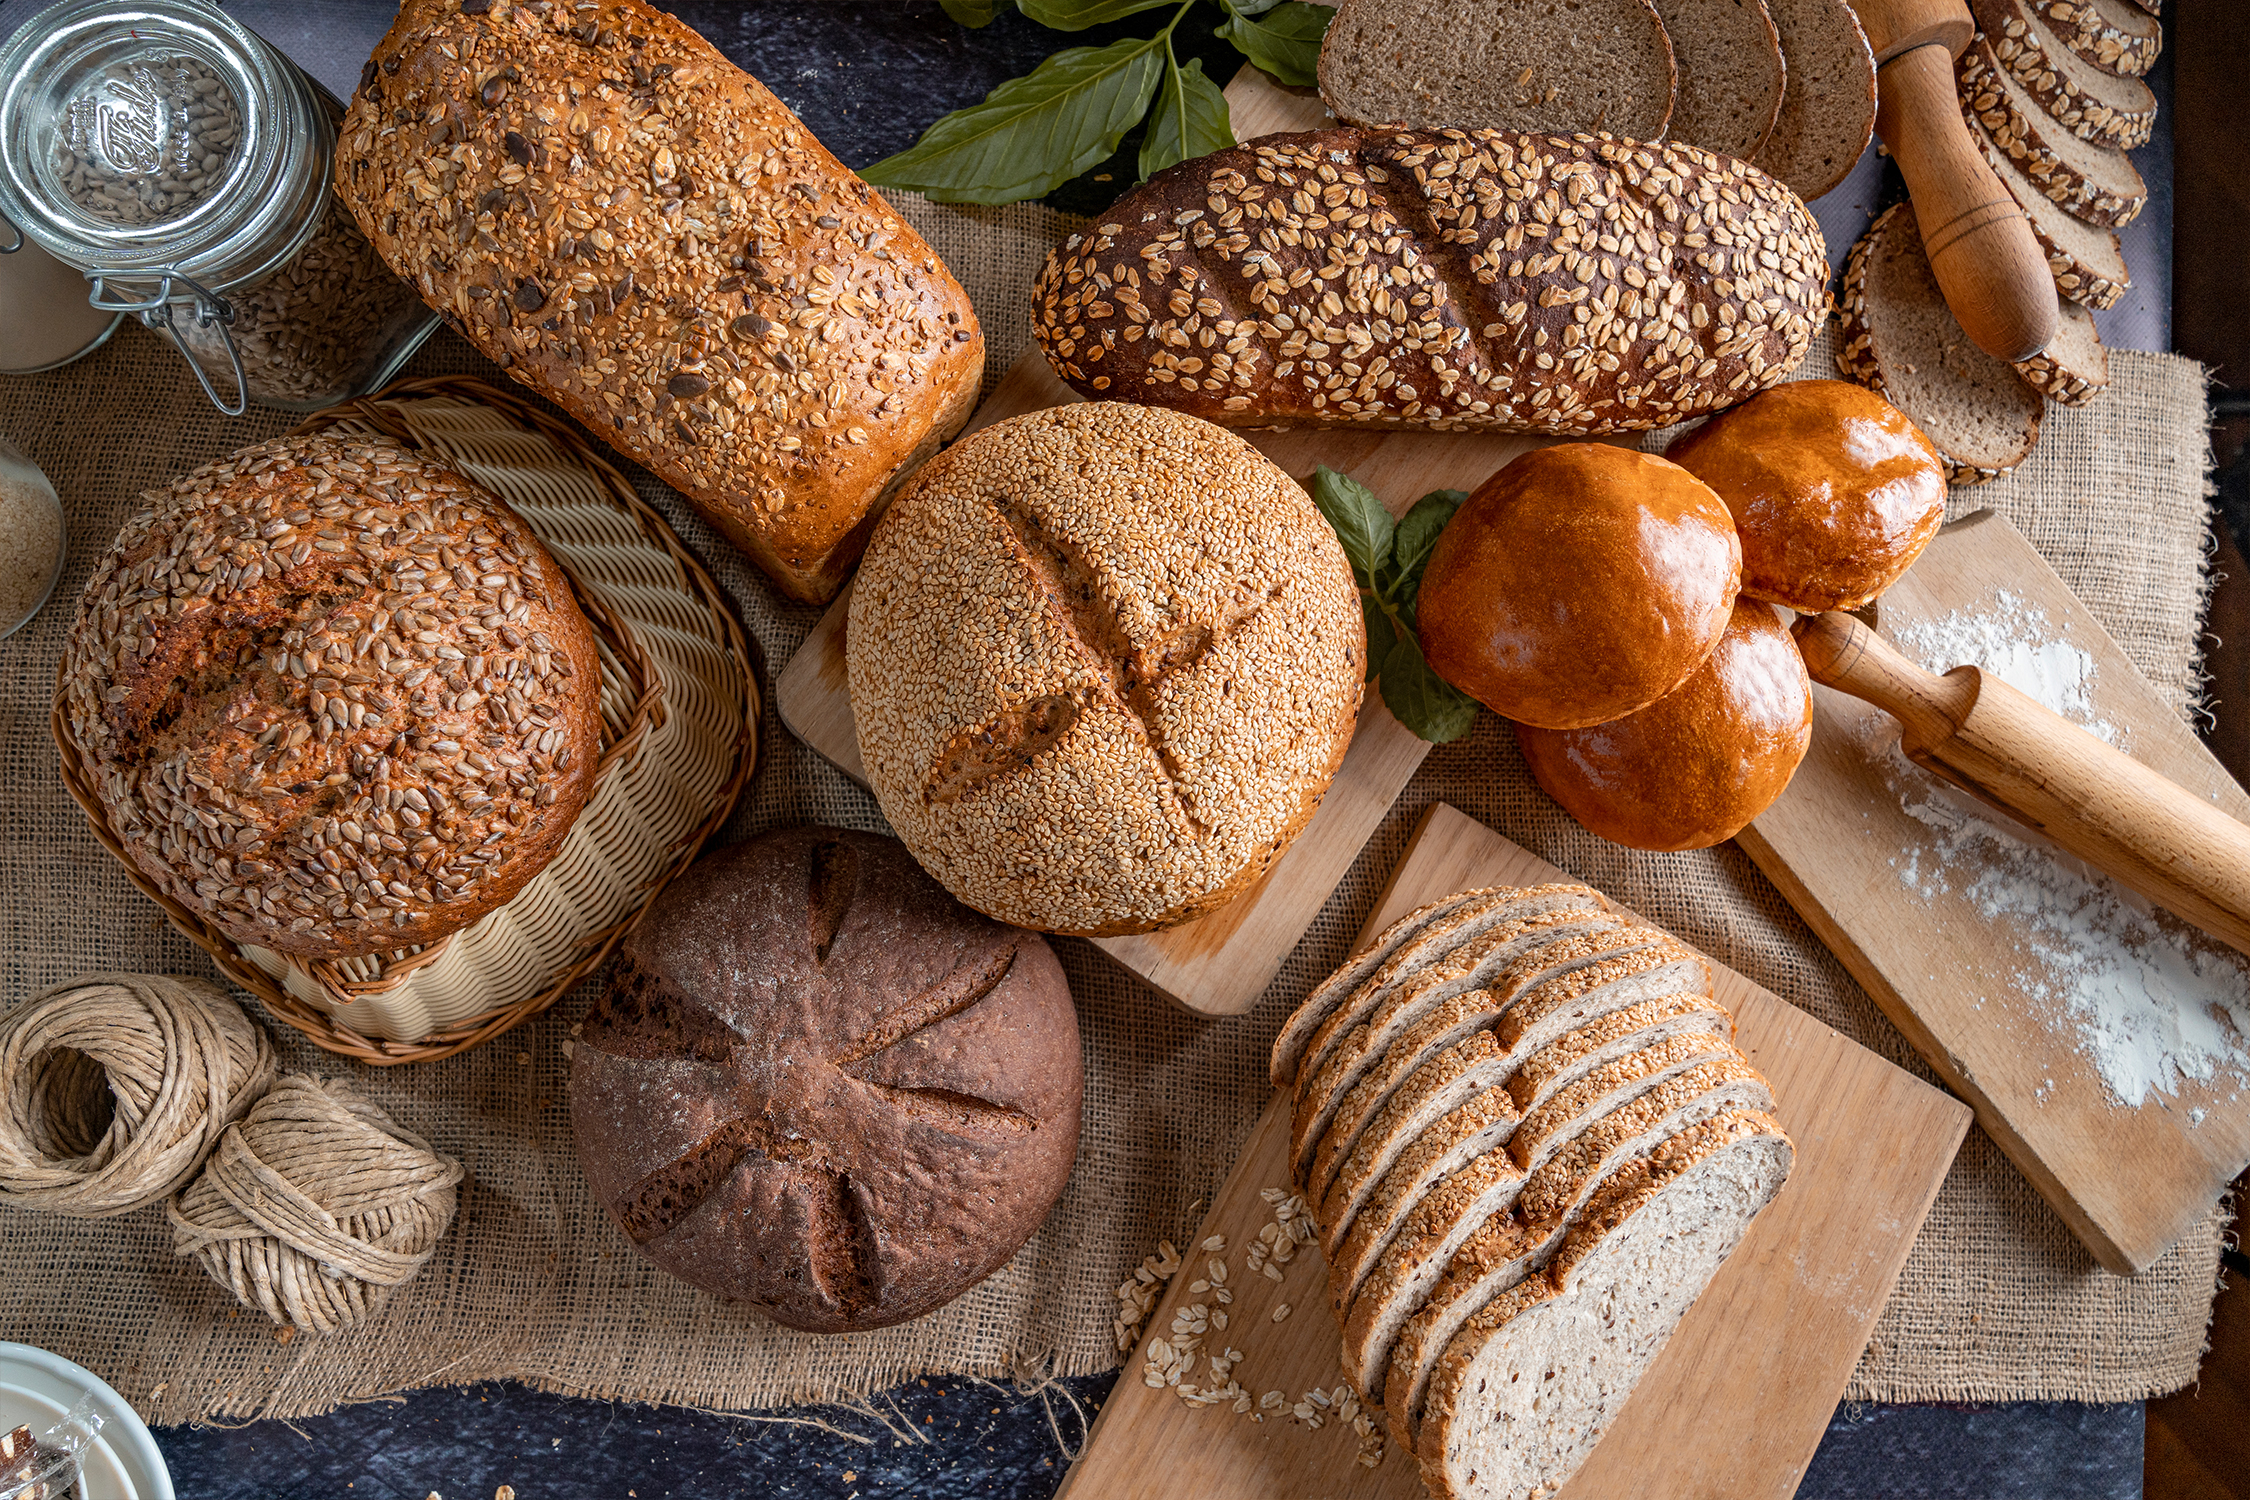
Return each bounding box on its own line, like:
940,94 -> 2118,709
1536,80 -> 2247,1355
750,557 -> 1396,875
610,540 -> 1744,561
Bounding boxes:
1649,0 -> 1788,159
336,0 -> 984,605
1839,205 -> 2046,485
1972,121 -> 2130,309
60,432 -> 603,960
1031,130 -> 1828,437
1959,35 -> 2148,225
848,403 -> 1363,936
569,826 -> 1081,1332
2015,295 -> 2111,406
1971,0 -> 2156,149
1751,0 -> 1878,201
1416,1110 -> 1793,1498
1316,0 -> 1678,140
2029,0 -> 2161,76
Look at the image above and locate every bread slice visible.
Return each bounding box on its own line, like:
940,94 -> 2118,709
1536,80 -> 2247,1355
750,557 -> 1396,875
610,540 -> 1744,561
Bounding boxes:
1293,886 -> 1609,1116
1750,0 -> 1877,201
1972,0 -> 2155,149
1324,1076 -> 1523,1305
1649,0 -> 1787,160
2030,0 -> 2162,76
1301,925 -> 1679,1198
1515,1049 -> 1775,1221
1838,203 -> 2046,486
1505,1030 -> 1740,1172
1320,1031 -> 1517,1254
2015,296 -> 2110,406
1291,911 -> 1632,1181
1415,1111 -> 1794,1498
1504,992 -> 1735,1117
1959,34 -> 2148,226
1490,939 -> 1711,1055
1271,889 -> 1506,1088
1316,0 -> 1677,141
1973,118 -> 2130,309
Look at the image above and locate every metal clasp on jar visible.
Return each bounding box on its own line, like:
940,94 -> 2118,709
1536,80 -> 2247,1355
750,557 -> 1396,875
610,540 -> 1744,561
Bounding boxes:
86,266 -> 247,416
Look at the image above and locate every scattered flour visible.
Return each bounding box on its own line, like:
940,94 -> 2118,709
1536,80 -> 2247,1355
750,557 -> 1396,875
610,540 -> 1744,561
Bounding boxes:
1867,592 -> 2250,1111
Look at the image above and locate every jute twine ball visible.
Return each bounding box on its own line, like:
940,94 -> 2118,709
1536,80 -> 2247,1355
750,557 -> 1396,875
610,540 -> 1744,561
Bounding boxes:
0,973 -> 277,1217
167,1073 -> 464,1334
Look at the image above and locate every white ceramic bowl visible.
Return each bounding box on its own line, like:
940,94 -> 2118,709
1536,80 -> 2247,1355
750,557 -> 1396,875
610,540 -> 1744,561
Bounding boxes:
0,1344 -> 173,1500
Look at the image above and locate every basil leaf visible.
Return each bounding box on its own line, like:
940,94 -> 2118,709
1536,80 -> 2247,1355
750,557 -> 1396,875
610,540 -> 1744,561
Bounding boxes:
860,38 -> 1166,205
940,0 -> 1006,25
1217,0 -> 1332,87
1019,0 -> 1183,27
1384,488 -> 1466,626
1362,594 -> 1398,682
1220,0 -> 1288,14
1309,464 -> 1394,582
1380,633 -> 1481,743
1140,53 -> 1235,182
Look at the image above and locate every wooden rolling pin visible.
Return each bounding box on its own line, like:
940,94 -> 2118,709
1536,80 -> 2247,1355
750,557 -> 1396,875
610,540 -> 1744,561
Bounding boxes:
1793,610 -> 2250,959
1847,0 -> 2059,362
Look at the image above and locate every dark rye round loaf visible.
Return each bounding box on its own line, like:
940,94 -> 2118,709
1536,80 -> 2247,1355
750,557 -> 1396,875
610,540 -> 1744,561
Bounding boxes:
59,432 -> 604,960
569,826 -> 1083,1333
1031,128 -> 1829,438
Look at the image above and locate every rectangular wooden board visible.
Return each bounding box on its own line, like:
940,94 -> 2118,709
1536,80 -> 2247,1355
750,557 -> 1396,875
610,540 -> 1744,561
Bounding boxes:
1054,803 -> 1971,1500
1741,508 -> 2250,1274
776,69 -> 1584,1016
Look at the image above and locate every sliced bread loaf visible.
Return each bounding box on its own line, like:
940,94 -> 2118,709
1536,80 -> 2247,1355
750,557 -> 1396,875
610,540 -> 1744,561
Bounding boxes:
1316,0 -> 1677,140
2015,296 -> 2110,406
2030,0 -> 2162,76
1515,1050 -> 1775,1221
1751,0 -> 1877,201
1415,1110 -> 1794,1499
1506,1030 -> 1741,1172
1490,939 -> 1711,1055
1271,889 -> 1501,1088
1973,118 -> 2131,309
1320,1032 -> 1515,1254
1971,0 -> 2155,148
1838,204 -> 2046,486
1649,0 -> 1787,159
1959,34 -> 2148,225
1504,992 -> 1735,1117
1325,1077 -> 1524,1307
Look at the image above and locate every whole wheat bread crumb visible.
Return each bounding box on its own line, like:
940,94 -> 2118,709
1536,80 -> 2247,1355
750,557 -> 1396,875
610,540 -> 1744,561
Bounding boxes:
1751,0 -> 1876,201
1649,0 -> 1785,159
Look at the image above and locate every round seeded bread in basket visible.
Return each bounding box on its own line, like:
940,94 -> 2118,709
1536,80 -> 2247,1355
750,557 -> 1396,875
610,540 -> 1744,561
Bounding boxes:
51,375 -> 758,1064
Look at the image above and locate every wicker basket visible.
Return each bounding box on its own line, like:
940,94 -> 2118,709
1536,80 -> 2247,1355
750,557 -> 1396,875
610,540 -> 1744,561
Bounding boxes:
51,376 -> 758,1064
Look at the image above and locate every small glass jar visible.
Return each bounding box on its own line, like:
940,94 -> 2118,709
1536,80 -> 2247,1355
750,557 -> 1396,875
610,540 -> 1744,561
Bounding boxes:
0,435 -> 67,640
0,0 -> 438,413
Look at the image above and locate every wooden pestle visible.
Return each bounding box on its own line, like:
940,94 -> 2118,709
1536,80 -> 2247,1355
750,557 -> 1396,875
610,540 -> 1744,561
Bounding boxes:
1847,0 -> 2059,361
1792,609 -> 2250,959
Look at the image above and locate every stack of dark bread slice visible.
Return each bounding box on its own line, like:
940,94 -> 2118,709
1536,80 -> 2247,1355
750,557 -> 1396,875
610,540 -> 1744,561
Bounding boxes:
1837,0 -> 2160,481
1271,883 -> 1793,1499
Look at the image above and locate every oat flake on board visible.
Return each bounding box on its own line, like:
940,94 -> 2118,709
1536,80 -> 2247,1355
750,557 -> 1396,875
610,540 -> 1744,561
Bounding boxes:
1862,591 -> 2250,1111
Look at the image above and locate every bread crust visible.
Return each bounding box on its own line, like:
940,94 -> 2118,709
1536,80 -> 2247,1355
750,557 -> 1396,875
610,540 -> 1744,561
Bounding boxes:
849,404 -> 1363,936
1971,0 -> 2156,149
1270,889 -> 1500,1087
1971,122 -> 2130,310
2014,297 -> 2111,407
1665,380 -> 1947,613
2028,0 -> 2162,76
336,0 -> 984,605
60,433 -> 603,960
1032,129 -> 1827,437
1958,35 -> 2148,226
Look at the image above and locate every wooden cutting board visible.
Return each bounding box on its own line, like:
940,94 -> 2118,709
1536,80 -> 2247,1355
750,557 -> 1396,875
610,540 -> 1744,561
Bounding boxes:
1054,803 -> 1971,1500
1741,509 -> 2250,1275
777,69 -> 1586,1016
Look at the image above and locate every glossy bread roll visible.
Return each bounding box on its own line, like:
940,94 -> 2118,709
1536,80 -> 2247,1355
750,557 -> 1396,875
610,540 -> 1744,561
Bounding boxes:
1664,380 -> 1946,613
1515,598 -> 1812,850
1417,445 -> 1741,730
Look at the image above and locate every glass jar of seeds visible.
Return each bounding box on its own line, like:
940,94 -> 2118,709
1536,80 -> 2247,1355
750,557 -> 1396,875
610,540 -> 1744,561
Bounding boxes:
0,0 -> 438,413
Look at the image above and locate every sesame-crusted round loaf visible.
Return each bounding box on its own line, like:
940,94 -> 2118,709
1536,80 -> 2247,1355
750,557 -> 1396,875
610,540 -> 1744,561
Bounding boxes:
847,403 -> 1365,936
59,432 -> 603,960
569,826 -> 1082,1333
1032,129 -> 1829,437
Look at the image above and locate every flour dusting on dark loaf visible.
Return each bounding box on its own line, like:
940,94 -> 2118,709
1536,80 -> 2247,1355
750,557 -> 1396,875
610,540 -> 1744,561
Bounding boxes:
569,826 -> 1083,1333
60,431 -> 603,960
848,403 -> 1364,936
1032,129 -> 1827,436
336,0 -> 984,605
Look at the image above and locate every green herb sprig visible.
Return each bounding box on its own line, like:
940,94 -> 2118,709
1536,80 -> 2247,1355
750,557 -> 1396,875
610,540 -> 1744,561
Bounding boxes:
1310,466 -> 1482,744
866,0 -> 1333,205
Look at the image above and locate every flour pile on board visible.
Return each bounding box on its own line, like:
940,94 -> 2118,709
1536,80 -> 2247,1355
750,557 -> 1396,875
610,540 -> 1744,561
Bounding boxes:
1870,593 -> 2250,1110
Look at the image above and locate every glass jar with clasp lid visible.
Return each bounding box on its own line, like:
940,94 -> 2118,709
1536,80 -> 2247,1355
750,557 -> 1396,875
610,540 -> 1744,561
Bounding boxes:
0,0 -> 438,413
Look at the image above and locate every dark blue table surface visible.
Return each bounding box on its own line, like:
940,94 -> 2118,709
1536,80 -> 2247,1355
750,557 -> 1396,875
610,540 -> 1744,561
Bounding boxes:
0,2 -> 2173,1495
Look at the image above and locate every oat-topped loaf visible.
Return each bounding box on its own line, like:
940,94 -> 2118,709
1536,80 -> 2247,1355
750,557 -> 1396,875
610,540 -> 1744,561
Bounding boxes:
847,403 -> 1364,936
60,432 -> 603,960
1032,129 -> 1828,437
335,0 -> 984,604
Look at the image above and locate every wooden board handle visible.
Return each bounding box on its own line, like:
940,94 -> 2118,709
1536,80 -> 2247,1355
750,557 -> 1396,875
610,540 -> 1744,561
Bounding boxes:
1795,611 -> 2250,960
1872,43 -> 2059,362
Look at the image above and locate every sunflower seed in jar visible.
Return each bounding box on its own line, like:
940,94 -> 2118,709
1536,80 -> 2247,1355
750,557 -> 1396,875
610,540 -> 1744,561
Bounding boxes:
55,54 -> 244,227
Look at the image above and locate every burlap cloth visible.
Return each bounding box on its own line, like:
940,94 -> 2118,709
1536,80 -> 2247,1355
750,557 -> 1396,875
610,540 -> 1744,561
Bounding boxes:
0,196 -> 2224,1423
